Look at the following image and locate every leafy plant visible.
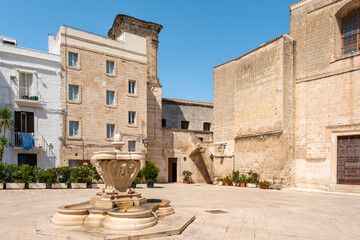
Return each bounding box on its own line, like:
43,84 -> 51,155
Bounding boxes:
140,161 -> 159,183
44,168 -> 58,185
70,166 -> 93,183
182,170 -> 192,181
30,166 -> 47,183
259,180 -> 270,187
3,164 -> 19,182
246,170 -> 259,184
0,107 -> 14,163
133,176 -> 142,184
231,171 -> 240,181
0,163 -> 6,181
239,174 -> 246,183
216,178 -> 223,182
223,176 -> 231,183
91,166 -> 102,181
56,166 -> 72,183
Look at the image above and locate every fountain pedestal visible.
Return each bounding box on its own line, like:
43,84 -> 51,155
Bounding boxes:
51,136 -> 175,231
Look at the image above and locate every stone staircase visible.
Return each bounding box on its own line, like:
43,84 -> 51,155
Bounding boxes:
329,184 -> 360,194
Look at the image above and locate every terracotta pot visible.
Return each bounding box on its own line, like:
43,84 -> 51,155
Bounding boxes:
259,185 -> 269,189
240,182 -> 246,187
183,179 -> 189,184
225,181 -> 233,186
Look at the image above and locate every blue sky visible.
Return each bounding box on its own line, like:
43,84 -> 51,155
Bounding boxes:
0,1 -> 299,103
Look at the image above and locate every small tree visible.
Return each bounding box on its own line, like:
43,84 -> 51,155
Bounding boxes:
0,107 -> 14,163
141,161 -> 159,183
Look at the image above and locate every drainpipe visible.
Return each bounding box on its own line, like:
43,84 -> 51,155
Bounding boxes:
64,25 -> 68,166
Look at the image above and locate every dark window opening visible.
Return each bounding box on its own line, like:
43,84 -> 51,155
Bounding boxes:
203,122 -> 211,131
181,121 -> 189,130
162,119 -> 166,127
18,154 -> 37,166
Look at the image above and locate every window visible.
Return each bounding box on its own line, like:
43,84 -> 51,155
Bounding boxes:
69,160 -> 80,168
128,111 -> 136,125
181,121 -> 189,130
68,52 -> 78,67
162,119 -> 166,127
106,60 -> 114,74
203,122 -> 211,131
128,80 -> 136,94
128,141 -> 136,152
69,85 -> 79,101
19,72 -> 35,99
106,124 -> 115,139
69,121 -> 79,137
106,90 -> 114,105
342,11 -> 360,55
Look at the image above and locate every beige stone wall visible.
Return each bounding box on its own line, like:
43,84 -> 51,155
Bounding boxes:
291,0 -> 360,189
213,36 -> 295,187
162,128 -> 214,183
58,25 -> 150,166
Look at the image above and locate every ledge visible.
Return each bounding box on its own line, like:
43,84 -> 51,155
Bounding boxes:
235,130 -> 283,140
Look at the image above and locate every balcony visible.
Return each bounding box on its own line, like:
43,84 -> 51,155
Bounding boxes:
11,131 -> 42,151
14,86 -> 40,106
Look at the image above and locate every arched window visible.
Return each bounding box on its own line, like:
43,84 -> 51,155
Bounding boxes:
342,10 -> 360,55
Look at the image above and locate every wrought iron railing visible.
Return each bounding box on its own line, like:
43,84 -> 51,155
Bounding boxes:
11,131 -> 39,148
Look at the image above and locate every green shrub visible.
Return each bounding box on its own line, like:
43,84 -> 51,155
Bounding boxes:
232,171 -> 240,181
0,163 -> 6,181
12,164 -> 32,183
30,166 -> 47,183
4,164 -> 19,182
182,170 -> 192,181
91,166 -> 102,181
70,166 -> 93,183
141,161 -> 159,183
44,168 -> 58,185
55,166 -> 71,183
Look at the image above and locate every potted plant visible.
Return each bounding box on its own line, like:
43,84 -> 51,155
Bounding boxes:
259,180 -> 270,189
0,163 -> 6,189
217,178 -> 224,186
70,166 -> 92,189
29,166 -> 47,189
7,164 -> 31,189
131,175 -> 141,188
141,161 -> 159,188
51,167 -> 68,189
91,166 -> 104,189
246,170 -> 259,188
223,176 -> 233,186
182,170 -> 192,184
239,174 -> 246,187
232,171 -> 240,186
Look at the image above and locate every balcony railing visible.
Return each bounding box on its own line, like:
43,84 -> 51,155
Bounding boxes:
11,131 -> 41,149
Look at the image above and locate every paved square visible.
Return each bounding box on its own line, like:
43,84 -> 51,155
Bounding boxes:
0,184 -> 359,240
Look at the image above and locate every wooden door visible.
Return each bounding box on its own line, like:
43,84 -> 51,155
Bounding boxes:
168,158 -> 177,182
337,135 -> 360,185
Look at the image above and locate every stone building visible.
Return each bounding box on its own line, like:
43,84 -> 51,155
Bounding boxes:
48,15 -> 163,169
213,0 -> 360,191
162,98 -> 213,183
0,36 -> 62,168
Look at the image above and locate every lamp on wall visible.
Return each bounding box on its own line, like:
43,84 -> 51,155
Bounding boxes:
10,75 -> 16,80
142,138 -> 149,147
218,143 -> 227,152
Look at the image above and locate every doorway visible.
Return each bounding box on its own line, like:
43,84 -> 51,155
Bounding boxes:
337,135 -> 360,185
168,158 -> 177,182
18,154 -> 37,166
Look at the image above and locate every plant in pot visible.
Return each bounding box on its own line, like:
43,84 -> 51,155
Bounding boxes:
246,170 -> 259,188
131,175 -> 142,188
0,163 -> 6,189
29,166 -> 47,189
239,174 -> 246,187
223,176 -> 233,186
182,170 -> 192,184
91,166 -> 104,189
258,180 -> 270,189
70,166 -> 92,189
7,164 -> 32,189
232,171 -> 240,186
217,178 -> 224,186
141,161 -> 159,188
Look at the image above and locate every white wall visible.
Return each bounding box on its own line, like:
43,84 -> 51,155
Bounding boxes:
0,41 -> 62,168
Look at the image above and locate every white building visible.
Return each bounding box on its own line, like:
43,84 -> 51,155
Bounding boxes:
0,36 -> 62,168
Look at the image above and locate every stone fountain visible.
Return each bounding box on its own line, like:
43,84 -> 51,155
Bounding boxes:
50,134 -> 175,231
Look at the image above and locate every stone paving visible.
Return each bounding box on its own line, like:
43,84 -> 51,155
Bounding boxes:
0,183 -> 360,240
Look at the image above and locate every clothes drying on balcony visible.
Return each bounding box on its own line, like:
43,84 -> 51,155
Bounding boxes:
20,134 -> 34,151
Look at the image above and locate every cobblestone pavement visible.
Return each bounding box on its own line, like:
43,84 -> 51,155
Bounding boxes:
0,183 -> 360,240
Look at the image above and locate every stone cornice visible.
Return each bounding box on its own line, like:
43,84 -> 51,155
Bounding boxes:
108,14 -> 163,40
